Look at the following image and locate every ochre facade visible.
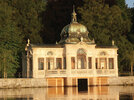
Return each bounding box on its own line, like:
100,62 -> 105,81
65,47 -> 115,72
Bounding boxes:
23,8 -> 118,87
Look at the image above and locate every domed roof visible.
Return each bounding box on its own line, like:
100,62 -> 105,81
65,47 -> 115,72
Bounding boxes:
59,7 -> 91,44
61,22 -> 88,35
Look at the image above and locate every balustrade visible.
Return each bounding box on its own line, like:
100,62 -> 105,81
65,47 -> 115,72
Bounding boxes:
46,70 -> 66,76
45,69 -> 116,77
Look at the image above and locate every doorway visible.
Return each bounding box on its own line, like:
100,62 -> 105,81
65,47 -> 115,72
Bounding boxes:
78,79 -> 88,92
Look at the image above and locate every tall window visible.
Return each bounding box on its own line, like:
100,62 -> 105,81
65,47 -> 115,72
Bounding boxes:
77,48 -> 86,69
71,57 -> 75,69
56,58 -> 62,69
63,57 -> 66,69
46,58 -> 54,70
38,58 -> 44,70
88,57 -> 92,69
96,58 -> 98,69
109,58 -> 114,69
100,58 -> 107,69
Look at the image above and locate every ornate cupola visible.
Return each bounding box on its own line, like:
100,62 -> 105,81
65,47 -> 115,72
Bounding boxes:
59,6 -> 91,44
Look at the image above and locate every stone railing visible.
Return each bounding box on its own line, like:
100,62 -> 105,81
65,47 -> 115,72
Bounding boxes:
45,70 -> 66,77
96,69 -> 116,75
71,69 -> 93,74
45,69 -> 117,77
70,69 -> 116,77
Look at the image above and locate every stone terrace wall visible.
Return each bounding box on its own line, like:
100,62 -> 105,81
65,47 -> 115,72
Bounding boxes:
0,77 -> 134,89
0,78 -> 47,89
108,76 -> 134,86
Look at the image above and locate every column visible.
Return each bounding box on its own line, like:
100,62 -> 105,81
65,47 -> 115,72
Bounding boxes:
107,57 -> 109,69
27,51 -> 30,78
87,56 -> 88,69
62,78 -> 64,86
44,57 -> 46,77
62,57 -> 63,69
54,57 -> 56,69
56,78 -> 57,87
75,57 -> 77,69
115,55 -> 118,76
32,54 -> 37,78
92,56 -> 96,76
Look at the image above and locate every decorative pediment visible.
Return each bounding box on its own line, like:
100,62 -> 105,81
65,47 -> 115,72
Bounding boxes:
77,48 -> 86,55
47,51 -> 53,56
99,51 -> 107,56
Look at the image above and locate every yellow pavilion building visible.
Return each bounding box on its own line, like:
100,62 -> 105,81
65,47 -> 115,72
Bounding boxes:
23,8 -> 118,87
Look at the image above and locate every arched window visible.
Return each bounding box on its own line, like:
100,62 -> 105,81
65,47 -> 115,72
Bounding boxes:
77,48 -> 87,69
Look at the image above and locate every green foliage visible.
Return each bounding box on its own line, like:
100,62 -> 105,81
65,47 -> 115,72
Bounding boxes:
124,50 -> 134,75
78,0 -> 133,72
104,0 -> 126,9
0,1 -> 22,77
128,8 -> 134,44
8,0 -> 46,44
0,0 -> 46,77
115,0 -> 126,9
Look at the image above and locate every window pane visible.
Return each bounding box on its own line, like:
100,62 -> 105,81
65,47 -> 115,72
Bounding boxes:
46,58 -> 54,70
77,55 -> 86,69
96,58 -> 98,69
109,58 -> 114,69
99,58 -> 107,69
88,57 -> 92,69
71,57 -> 75,69
77,48 -> 86,69
64,57 -> 66,69
56,58 -> 62,69
38,58 -> 44,70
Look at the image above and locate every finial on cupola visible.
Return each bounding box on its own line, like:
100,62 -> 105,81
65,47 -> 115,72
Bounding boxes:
72,5 -> 77,22
27,39 -> 30,46
56,41 -> 58,44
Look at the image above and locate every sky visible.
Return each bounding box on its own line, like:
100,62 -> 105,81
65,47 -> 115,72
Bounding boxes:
126,0 -> 134,8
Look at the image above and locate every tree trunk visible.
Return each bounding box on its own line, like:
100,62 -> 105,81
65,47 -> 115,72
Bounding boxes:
131,62 -> 133,76
4,56 -> 5,78
3,57 -> 7,78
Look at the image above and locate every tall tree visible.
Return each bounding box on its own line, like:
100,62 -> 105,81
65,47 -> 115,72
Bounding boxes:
128,8 -> 134,44
125,50 -> 134,75
0,0 -> 47,77
0,1 -> 22,78
78,0 -> 133,72
9,0 -> 46,77
115,0 -> 126,9
105,0 -> 126,9
8,0 -> 46,44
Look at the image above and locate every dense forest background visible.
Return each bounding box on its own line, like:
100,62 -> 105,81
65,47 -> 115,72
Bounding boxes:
0,0 -> 134,78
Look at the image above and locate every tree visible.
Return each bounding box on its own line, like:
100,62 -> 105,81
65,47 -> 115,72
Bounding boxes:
125,50 -> 134,75
0,0 -> 47,77
115,0 -> 126,9
78,0 -> 133,72
8,0 -> 46,77
7,0 -> 46,44
0,1 -> 22,78
105,0 -> 126,9
128,8 -> 134,44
